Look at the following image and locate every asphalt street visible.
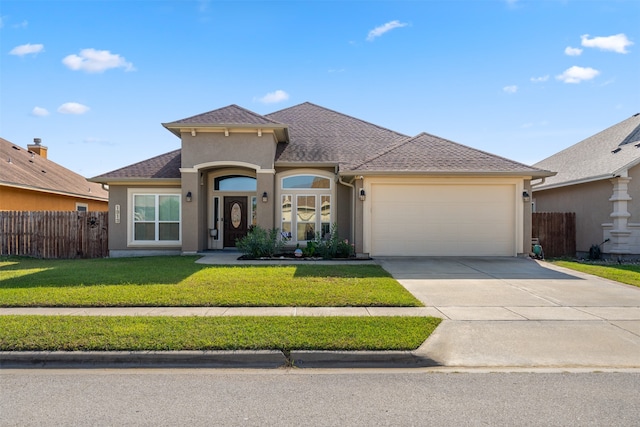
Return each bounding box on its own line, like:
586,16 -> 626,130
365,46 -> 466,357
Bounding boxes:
2,369 -> 639,426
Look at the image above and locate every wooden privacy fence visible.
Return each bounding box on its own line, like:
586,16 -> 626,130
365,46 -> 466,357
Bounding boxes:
532,212 -> 576,258
0,211 -> 108,259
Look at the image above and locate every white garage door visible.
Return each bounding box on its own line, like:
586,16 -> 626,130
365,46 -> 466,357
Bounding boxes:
370,184 -> 515,256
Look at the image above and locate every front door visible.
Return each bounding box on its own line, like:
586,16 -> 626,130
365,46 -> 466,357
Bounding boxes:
223,196 -> 248,247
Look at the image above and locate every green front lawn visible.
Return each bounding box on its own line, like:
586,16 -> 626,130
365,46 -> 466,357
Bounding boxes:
0,256 -> 422,307
0,315 -> 440,351
551,260 -> 640,288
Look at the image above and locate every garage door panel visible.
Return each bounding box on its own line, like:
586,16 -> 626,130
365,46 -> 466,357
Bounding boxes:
370,184 -> 515,256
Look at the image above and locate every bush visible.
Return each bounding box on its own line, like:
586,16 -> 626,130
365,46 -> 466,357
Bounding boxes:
236,226 -> 285,259
306,224 -> 355,259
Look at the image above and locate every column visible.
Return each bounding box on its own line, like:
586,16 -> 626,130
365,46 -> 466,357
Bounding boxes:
608,176 -> 632,255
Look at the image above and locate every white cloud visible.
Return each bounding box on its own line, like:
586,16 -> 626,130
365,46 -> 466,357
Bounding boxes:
62,48 -> 135,73
581,33 -> 633,54
255,90 -> 289,104
57,102 -> 90,114
530,75 -> 549,83
366,20 -> 408,41
503,85 -> 518,94
9,43 -> 44,56
564,46 -> 583,56
31,107 -> 49,117
556,66 -> 600,84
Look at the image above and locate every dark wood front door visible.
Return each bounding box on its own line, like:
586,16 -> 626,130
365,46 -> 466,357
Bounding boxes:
223,196 -> 248,247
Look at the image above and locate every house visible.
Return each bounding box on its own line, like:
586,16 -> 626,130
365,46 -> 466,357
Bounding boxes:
0,137 -> 108,211
532,113 -> 640,258
91,102 -> 552,258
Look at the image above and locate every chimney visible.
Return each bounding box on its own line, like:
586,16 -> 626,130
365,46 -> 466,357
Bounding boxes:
27,138 -> 48,159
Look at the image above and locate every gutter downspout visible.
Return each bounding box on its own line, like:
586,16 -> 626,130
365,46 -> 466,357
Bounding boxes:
530,177 -> 546,188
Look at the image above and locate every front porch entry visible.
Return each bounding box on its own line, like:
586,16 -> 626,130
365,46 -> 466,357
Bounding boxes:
207,172 -> 259,250
223,196 -> 248,247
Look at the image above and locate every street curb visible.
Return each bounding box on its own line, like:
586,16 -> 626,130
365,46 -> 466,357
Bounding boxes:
0,350 -> 439,369
0,351 -> 286,369
289,350 -> 439,368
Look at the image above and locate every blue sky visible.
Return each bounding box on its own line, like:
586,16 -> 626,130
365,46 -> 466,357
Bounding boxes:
1,0 -> 638,178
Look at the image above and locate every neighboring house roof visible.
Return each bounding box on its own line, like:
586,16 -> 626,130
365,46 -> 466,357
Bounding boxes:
346,132 -> 551,176
533,113 -> 640,190
92,149 -> 181,181
0,137 -> 108,200
267,102 -> 408,166
92,102 -> 553,182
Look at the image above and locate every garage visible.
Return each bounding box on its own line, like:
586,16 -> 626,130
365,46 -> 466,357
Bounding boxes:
367,182 -> 516,256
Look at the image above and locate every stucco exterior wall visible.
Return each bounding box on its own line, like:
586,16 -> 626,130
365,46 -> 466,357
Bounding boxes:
533,179 -> 612,253
181,132 -> 275,170
336,181 -> 353,243
107,185 -> 128,251
107,184 -> 182,256
0,186 -> 107,211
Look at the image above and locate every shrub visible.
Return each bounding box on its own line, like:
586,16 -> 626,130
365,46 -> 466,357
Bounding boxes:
307,224 -> 355,259
236,226 -> 285,259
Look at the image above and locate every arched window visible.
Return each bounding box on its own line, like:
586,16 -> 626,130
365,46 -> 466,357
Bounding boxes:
214,176 -> 257,191
280,174 -> 332,242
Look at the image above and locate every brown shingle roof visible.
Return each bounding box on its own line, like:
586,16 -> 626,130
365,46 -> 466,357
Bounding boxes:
167,104 -> 284,126
94,102 -> 552,181
91,149 -> 181,180
348,132 -> 551,176
266,102 -> 408,165
0,137 -> 108,200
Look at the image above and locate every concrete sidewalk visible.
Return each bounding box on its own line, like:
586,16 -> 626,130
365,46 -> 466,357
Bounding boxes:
2,254 -> 640,369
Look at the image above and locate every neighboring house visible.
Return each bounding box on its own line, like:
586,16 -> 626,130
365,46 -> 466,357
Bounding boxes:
1,137 -> 108,211
532,113 -> 640,257
91,102 -> 552,258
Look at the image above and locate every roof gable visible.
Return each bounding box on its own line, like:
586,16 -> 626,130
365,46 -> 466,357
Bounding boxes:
348,132 -> 549,175
534,113 -> 640,189
166,104 -> 283,126
0,137 -> 108,200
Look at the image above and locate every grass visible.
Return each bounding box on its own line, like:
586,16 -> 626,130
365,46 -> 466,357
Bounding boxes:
0,256 -> 422,307
551,259 -> 640,288
0,315 -> 441,351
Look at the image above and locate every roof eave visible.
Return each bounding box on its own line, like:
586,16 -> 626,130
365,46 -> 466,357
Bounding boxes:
88,177 -> 182,185
0,181 -> 108,201
162,122 -> 289,142
275,161 -> 340,169
340,169 -> 556,178
532,173 -> 614,191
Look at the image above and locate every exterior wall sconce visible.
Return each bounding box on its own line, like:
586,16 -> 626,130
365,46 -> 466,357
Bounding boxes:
522,191 -> 530,202
262,192 -> 268,203
186,191 -> 192,202
359,188 -> 366,201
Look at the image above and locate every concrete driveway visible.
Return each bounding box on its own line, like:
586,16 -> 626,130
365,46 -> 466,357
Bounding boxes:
376,257 -> 640,368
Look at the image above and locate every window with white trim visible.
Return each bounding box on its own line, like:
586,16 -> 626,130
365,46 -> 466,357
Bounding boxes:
132,193 -> 181,242
280,174 -> 332,242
